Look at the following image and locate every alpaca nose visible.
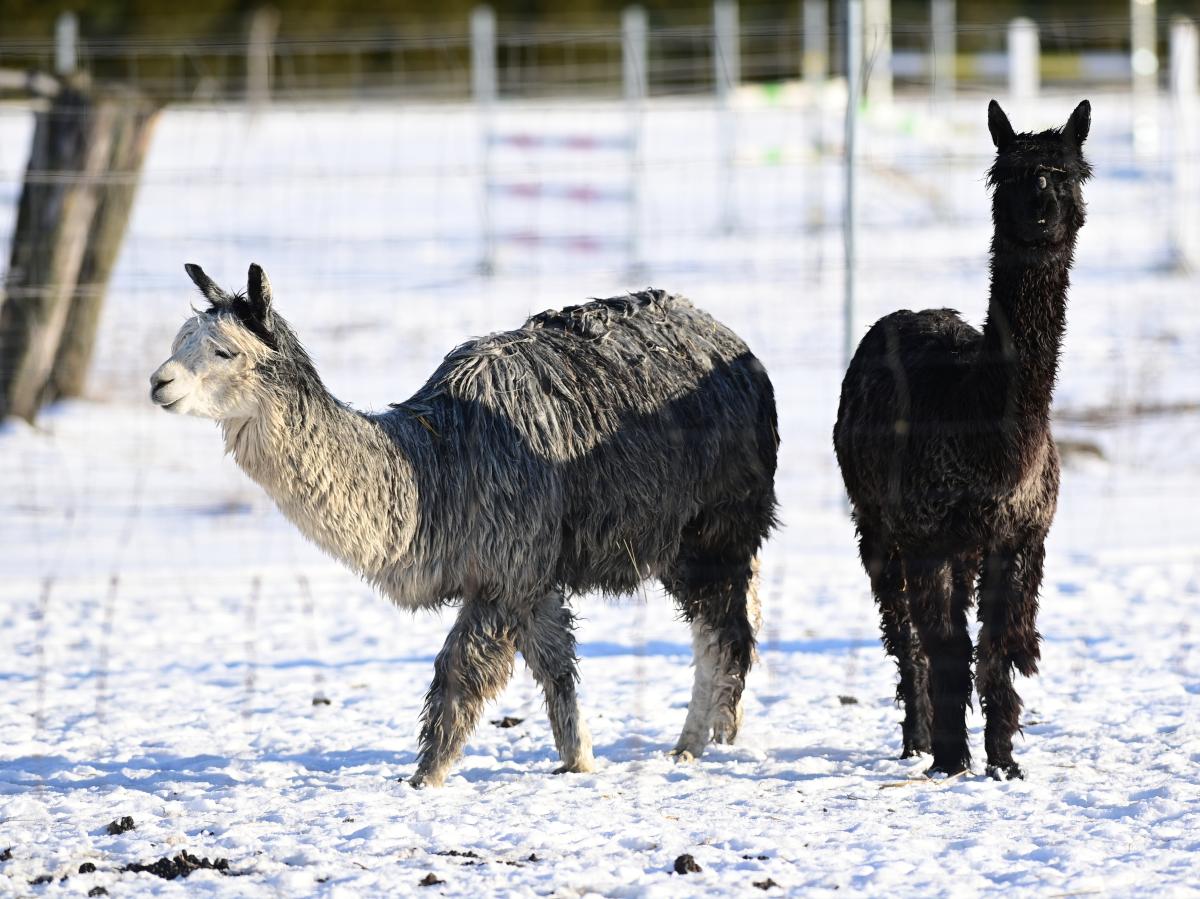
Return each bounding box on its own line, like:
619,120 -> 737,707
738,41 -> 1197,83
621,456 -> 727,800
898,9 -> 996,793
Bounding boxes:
151,375 -> 173,392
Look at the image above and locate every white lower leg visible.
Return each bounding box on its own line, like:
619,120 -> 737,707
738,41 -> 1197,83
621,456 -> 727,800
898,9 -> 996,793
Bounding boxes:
673,620 -> 720,759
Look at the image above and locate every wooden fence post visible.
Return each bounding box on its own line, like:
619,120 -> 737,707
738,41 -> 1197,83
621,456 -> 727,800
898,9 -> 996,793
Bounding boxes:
0,86 -> 160,421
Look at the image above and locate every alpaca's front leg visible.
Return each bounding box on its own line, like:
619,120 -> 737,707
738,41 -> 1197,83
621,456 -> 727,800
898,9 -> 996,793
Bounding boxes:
977,540 -> 1044,781
410,601 -> 516,788
908,555 -> 975,776
514,591 -> 595,774
859,529 -> 932,757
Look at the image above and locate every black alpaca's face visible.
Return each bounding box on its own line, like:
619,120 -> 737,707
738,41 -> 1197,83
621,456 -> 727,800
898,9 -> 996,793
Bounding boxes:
987,100 -> 1092,247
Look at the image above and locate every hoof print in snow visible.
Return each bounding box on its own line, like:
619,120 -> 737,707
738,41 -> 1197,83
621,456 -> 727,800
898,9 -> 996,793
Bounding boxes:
0,848 -> 11,862
78,863 -> 96,874
123,851 -> 230,880
105,816 -> 135,835
312,696 -> 332,706
754,878 -> 780,890
29,874 -> 53,885
491,716 -> 523,728
673,854 -> 702,874
419,872 -> 445,886
527,853 -> 540,862
88,889 -> 108,897
742,854 -> 769,860
837,695 -> 858,705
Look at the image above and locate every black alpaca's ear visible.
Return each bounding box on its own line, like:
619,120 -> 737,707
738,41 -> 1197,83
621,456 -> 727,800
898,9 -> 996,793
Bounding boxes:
1064,99 -> 1091,147
184,263 -> 227,306
247,263 -> 273,317
988,100 -> 1015,150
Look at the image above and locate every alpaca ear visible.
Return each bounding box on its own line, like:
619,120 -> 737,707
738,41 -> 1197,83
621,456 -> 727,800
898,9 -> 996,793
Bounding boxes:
184,263 -> 227,306
1064,99 -> 1091,147
988,100 -> 1015,149
247,263 -> 273,316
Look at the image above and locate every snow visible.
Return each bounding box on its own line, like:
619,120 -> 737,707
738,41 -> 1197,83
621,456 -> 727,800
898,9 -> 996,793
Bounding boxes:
1,91 -> 1199,896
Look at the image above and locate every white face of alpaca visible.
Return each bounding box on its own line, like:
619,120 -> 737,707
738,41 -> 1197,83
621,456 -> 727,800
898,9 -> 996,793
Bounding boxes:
149,314 -> 266,420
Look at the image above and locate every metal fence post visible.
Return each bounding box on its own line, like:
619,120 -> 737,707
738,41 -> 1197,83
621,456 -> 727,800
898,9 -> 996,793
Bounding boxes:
1008,17 -> 1039,102
931,0 -> 955,104
863,0 -> 891,108
803,0 -> 828,89
55,12 -> 78,77
1132,0 -> 1159,157
844,0 -> 861,371
623,5 -> 647,279
1171,16 -> 1199,269
715,0 -> 739,234
473,5 -> 498,275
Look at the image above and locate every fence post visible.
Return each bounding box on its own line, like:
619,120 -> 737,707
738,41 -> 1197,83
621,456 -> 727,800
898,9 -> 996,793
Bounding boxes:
0,87 -> 161,421
714,0 -> 739,234
55,12 -> 78,77
844,0 -> 862,371
623,5 -> 647,278
931,0 -> 955,104
1008,17 -> 1039,102
1131,0 -> 1159,157
473,5 -> 497,275
1171,16 -> 1199,269
803,0 -> 828,89
863,0 -> 892,108
246,6 -> 279,112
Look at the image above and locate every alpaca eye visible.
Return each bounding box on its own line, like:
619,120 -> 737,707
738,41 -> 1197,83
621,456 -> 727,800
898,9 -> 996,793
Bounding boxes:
1037,175 -> 1048,190
214,348 -> 236,360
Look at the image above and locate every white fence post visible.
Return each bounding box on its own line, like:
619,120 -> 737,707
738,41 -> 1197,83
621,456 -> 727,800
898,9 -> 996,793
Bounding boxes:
714,0 -> 739,234
623,5 -> 647,278
246,6 -> 279,112
844,0 -> 862,370
931,0 -> 955,104
1131,0 -> 1159,157
1171,16 -> 1199,269
1008,17 -> 1039,102
55,12 -> 78,77
863,0 -> 892,108
803,0 -> 828,89
473,5 -> 498,275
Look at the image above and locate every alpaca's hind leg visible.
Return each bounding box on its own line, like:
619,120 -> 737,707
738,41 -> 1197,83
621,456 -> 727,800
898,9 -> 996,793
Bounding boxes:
666,554 -> 760,760
907,553 -> 975,775
977,539 -> 1044,781
411,601 -> 517,789
859,527 -> 931,757
515,590 -> 596,775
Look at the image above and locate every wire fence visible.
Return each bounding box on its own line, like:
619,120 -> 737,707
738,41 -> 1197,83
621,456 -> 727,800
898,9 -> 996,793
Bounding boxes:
1,12 -> 1199,793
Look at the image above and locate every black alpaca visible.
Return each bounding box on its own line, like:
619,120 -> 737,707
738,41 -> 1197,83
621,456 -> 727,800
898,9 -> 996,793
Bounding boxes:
833,100 -> 1091,779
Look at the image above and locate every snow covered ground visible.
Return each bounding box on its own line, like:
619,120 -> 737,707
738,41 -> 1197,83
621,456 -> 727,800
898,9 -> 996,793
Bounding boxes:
1,91 -> 1199,895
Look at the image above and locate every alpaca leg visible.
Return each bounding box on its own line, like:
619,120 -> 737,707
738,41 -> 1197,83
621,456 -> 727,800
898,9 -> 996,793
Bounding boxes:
977,539 -> 1044,780
907,554 -> 974,775
666,553 -> 760,760
859,528 -> 931,757
411,601 -> 517,789
514,590 -> 595,775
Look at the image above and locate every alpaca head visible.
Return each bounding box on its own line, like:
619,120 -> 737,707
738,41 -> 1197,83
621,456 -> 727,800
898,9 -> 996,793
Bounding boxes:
986,99 -> 1092,248
149,263 -> 285,420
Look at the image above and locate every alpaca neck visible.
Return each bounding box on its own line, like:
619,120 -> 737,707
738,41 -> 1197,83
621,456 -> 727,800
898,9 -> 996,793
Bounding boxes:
222,379 -> 418,578
976,233 -> 1075,442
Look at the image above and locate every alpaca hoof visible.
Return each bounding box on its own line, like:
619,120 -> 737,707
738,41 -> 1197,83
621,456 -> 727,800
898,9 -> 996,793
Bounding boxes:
553,756 -> 596,775
408,768 -> 446,790
986,762 -> 1024,781
669,747 -> 698,763
925,761 -> 970,778
900,744 -> 929,759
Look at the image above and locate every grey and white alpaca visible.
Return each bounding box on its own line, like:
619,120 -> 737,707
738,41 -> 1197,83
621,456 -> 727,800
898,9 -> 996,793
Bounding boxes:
150,264 -> 779,787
